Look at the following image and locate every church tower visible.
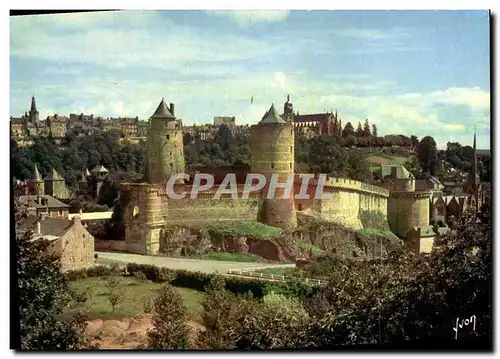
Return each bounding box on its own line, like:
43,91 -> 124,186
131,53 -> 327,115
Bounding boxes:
465,128 -> 480,211
28,95 -> 39,124
146,98 -> 185,184
28,164 -> 44,195
282,94 -> 294,123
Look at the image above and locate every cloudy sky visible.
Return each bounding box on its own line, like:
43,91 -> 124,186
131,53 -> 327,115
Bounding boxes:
10,10 -> 490,148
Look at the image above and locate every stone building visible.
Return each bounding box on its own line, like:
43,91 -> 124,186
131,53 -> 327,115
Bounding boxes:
44,167 -> 71,199
213,116 -> 236,127
46,114 -> 69,139
281,95 -> 342,137
137,120 -> 149,138
18,194 -> 70,218
118,117 -> 139,138
146,98 -> 185,184
250,103 -> 297,229
17,215 -> 95,271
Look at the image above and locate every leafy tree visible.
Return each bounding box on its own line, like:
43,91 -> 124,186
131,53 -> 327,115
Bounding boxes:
342,122 -> 355,138
198,276 -> 254,349
372,124 -> 378,138
236,292 -> 310,349
14,202 -> 90,350
418,136 -> 438,175
307,135 -> 348,176
147,284 -> 190,349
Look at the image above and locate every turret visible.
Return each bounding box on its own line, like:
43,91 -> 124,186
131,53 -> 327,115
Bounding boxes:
146,98 -> 185,184
28,164 -> 45,195
43,167 -> 68,199
250,103 -> 297,229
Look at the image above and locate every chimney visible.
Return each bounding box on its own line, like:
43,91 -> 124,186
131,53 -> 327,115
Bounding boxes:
170,103 -> 175,117
72,215 -> 81,226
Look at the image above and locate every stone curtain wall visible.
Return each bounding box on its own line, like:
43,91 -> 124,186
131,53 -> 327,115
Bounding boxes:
166,197 -> 260,225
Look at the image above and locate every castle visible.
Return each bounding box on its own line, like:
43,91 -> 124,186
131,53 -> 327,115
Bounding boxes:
118,98 -> 482,257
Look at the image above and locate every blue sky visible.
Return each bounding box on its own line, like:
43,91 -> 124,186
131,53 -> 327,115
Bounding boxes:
10,10 -> 490,148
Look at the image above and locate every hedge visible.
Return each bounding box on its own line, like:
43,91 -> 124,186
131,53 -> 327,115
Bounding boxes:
66,263 -> 319,299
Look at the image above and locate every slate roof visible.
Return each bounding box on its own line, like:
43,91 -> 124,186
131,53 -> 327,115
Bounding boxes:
17,215 -> 73,238
46,115 -> 69,123
32,164 -> 42,181
294,113 -> 333,123
44,167 -> 64,181
259,104 -> 286,124
91,165 -> 108,173
152,98 -> 174,118
379,165 -> 412,179
11,117 -> 25,124
18,194 -> 70,209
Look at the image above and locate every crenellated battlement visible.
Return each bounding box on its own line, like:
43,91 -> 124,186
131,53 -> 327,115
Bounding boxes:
306,176 -> 390,198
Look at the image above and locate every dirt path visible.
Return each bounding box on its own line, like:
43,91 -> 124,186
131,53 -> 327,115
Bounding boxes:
96,251 -> 295,274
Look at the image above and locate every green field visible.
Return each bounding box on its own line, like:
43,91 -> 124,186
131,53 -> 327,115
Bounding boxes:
63,276 -> 203,321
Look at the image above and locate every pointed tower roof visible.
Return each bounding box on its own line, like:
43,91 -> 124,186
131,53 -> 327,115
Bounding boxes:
44,167 -> 63,181
259,104 -> 286,125
30,95 -> 38,114
151,98 -> 174,118
468,126 -> 479,187
91,165 -> 108,173
85,168 -> 91,177
32,164 -> 43,181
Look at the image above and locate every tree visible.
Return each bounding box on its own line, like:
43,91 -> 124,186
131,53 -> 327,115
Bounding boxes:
198,276 -> 255,349
356,122 -> 364,137
147,284 -> 190,349
372,124 -> 378,138
363,119 -> 371,137
342,122 -> 355,138
14,202 -> 89,350
417,136 -> 438,175
303,206 -> 491,347
307,135 -> 349,176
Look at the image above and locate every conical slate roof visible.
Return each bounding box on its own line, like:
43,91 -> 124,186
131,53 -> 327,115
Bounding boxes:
259,103 -> 286,124
32,164 -> 42,181
85,168 -> 91,176
44,167 -> 63,181
91,165 -> 108,173
151,98 -> 174,118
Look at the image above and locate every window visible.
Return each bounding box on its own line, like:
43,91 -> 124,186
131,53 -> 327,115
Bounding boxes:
298,204 -> 303,211
290,146 -> 293,153
271,163 -> 274,169
166,134 -> 170,140
290,162 -> 292,169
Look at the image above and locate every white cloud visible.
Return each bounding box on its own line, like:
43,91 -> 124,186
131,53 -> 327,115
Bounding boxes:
442,123 -> 466,131
205,10 -> 290,26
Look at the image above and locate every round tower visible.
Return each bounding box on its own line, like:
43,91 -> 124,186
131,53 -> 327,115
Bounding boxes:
124,184 -> 165,255
250,103 -> 296,229
147,98 -> 185,185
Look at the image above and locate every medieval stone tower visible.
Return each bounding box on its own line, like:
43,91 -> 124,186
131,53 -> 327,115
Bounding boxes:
123,184 -> 164,255
146,98 -> 185,184
28,164 -> 44,195
387,169 -> 431,238
44,167 -> 69,199
249,103 -> 297,229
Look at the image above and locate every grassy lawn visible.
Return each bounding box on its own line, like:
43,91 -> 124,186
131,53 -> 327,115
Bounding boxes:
204,221 -> 282,239
63,276 -> 203,321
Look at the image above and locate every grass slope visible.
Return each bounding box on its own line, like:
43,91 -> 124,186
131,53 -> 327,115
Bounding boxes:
63,276 -> 203,321
204,221 -> 282,239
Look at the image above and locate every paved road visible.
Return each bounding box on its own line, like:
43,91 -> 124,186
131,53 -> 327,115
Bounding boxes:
96,251 -> 295,274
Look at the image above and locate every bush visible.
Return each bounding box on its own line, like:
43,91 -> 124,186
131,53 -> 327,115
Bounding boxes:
132,271 -> 148,281
148,284 -> 190,349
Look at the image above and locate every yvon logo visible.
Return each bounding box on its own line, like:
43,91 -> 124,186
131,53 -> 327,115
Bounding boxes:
453,315 -> 476,340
